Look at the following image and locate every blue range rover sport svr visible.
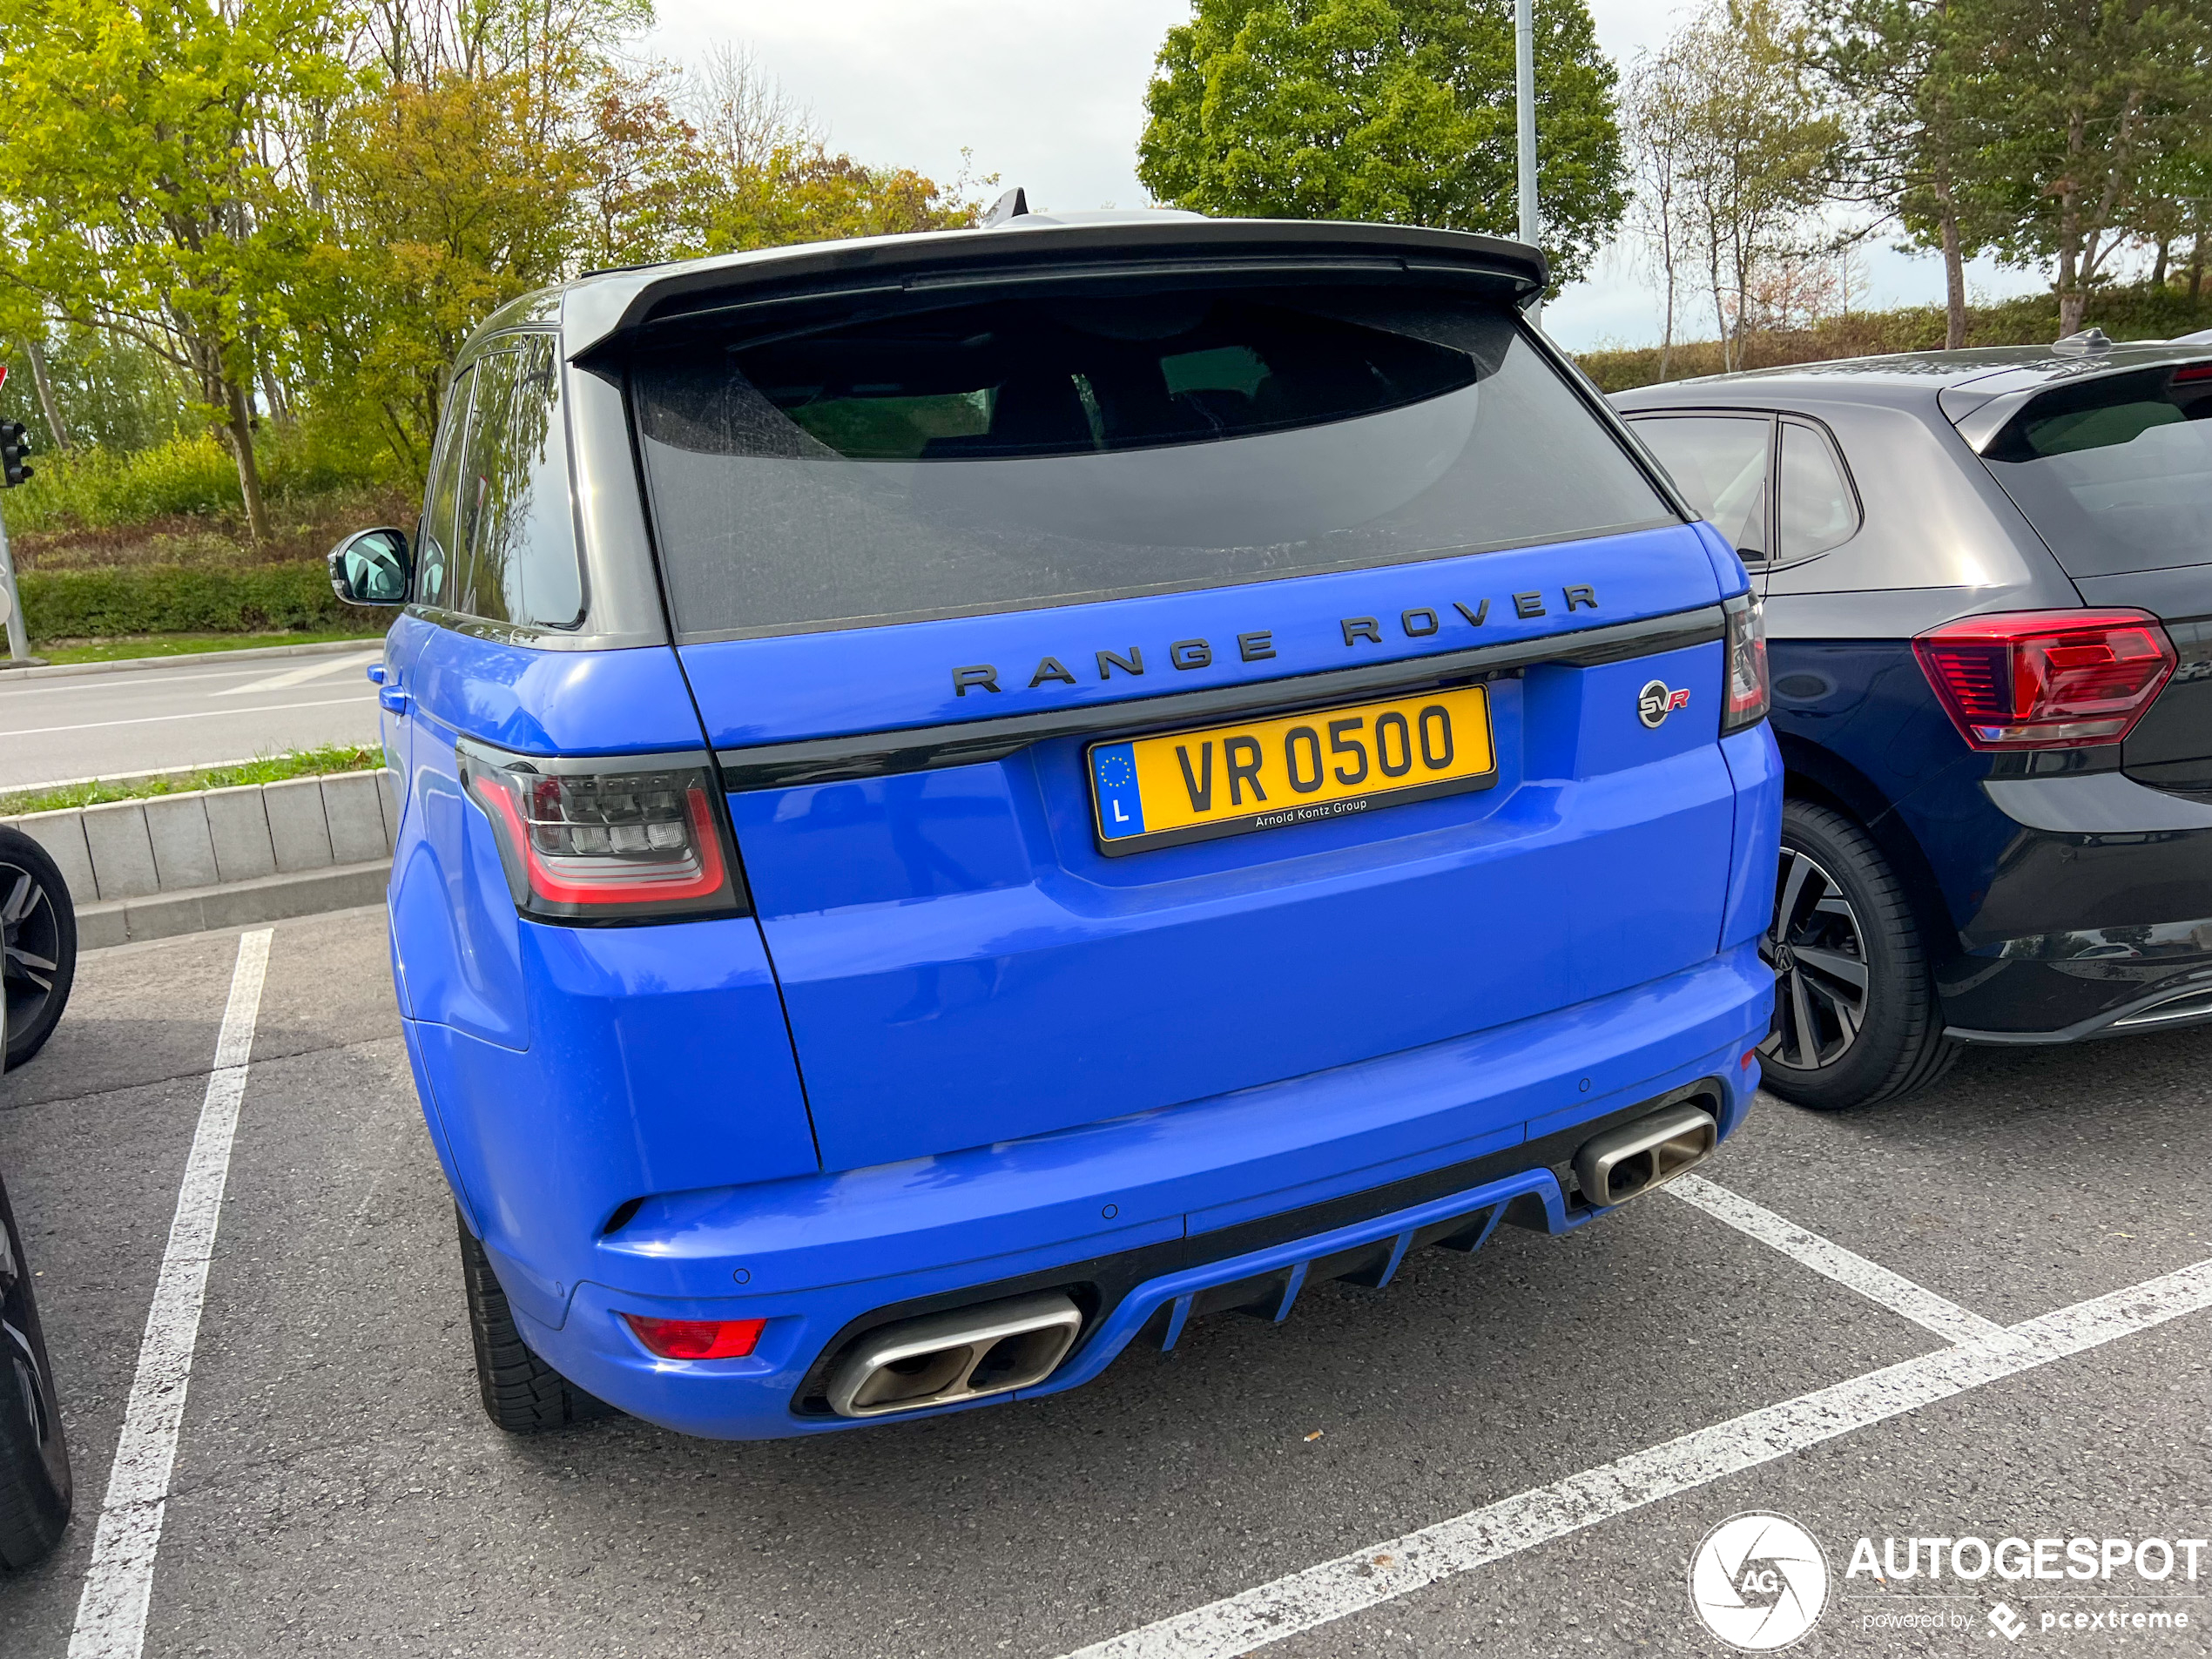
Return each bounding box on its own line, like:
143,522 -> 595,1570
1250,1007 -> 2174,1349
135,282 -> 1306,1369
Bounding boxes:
329,212 -> 1782,1439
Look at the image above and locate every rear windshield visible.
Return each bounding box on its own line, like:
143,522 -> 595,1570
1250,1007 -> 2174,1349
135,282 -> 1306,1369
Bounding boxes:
1981,363 -> 2212,577
630,284 -> 1675,639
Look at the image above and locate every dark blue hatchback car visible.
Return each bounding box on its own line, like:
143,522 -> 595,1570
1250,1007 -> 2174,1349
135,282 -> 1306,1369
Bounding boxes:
1620,341 -> 2212,1111
330,212 -> 1780,1439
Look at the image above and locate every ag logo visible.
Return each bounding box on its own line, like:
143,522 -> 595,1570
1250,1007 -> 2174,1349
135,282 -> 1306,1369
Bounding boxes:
1688,1512 -> 1830,1650
1639,678 -> 1692,728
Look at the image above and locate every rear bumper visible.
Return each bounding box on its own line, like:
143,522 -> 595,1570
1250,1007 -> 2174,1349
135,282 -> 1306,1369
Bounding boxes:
487,940 -> 1771,1440
1938,773 -> 2212,1043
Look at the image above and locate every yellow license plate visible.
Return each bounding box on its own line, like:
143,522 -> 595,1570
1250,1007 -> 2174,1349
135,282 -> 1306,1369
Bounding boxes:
1088,684 -> 1496,855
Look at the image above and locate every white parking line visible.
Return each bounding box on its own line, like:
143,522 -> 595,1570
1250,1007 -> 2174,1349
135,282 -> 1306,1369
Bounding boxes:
1059,1258 -> 2212,1659
0,694 -> 373,739
212,651 -> 381,698
68,929 -> 273,1659
1666,1173 -> 2010,1347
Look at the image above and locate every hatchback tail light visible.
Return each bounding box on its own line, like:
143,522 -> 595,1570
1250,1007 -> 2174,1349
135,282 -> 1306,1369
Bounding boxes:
1913,610 -> 2177,751
1719,591 -> 1770,735
459,742 -> 745,921
622,1314 -> 766,1360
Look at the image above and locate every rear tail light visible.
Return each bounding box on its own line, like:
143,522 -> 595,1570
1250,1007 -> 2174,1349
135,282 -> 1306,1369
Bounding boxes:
622,1314 -> 766,1360
1719,591 -> 1770,735
459,741 -> 745,921
1912,610 -> 2177,751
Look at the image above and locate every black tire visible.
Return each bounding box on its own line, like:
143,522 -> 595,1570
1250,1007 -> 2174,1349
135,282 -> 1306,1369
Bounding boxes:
1758,800 -> 1958,1111
0,1175 -> 71,1570
1,826 -> 78,1072
456,1209 -> 614,1433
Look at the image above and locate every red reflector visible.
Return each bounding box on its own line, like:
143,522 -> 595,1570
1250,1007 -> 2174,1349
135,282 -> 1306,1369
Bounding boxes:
2172,361 -> 2212,384
1912,610 -> 2177,751
1742,1050 -> 1759,1069
622,1314 -> 766,1360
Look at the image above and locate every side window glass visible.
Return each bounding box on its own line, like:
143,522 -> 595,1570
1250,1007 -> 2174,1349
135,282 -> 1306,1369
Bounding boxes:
1630,415 -> 1771,560
1777,421 -> 1861,560
417,364 -> 474,610
455,348 -> 520,618
502,337 -> 583,627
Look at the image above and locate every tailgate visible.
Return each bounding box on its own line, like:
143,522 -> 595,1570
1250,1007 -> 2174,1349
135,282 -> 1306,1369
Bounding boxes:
626,267 -> 1737,1170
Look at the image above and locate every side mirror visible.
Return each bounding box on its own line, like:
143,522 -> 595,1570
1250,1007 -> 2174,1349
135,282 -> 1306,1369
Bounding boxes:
328,527 -> 413,606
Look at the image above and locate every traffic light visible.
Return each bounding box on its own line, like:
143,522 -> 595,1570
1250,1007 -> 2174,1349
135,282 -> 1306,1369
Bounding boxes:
0,421 -> 29,488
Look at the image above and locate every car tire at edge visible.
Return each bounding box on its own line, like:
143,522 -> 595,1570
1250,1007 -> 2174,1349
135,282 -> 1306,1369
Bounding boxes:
0,1174 -> 71,1571
1759,799 -> 1959,1112
456,1207 -> 616,1434
1,826 -> 78,1072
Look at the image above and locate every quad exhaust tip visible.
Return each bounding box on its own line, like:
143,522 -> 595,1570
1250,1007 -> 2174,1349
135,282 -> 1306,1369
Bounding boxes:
1573,1102 -> 1717,1209
826,1291 -> 1082,1419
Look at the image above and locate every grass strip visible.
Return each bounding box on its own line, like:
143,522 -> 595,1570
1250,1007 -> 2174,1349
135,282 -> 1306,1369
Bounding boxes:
30,628 -> 388,664
0,743 -> 382,819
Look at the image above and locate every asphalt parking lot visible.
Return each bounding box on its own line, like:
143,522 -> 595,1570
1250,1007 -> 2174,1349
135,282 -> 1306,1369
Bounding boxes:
2,907 -> 2207,1657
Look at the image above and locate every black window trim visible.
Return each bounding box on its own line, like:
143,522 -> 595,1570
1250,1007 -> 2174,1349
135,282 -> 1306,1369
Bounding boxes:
1774,413 -> 1865,566
1621,408 -> 1777,564
1622,405 -> 1865,570
407,323 -> 595,641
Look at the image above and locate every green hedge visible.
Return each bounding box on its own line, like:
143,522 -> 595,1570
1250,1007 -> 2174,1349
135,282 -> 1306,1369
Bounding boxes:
19,562 -> 377,637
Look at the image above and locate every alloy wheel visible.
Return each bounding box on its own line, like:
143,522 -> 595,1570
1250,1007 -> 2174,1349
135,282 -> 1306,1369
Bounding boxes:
1,860 -> 62,1057
1760,846 -> 1870,1071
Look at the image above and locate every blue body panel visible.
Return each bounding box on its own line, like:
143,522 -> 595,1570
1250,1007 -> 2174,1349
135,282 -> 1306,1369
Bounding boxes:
518,941 -> 1768,1439
388,515 -> 1783,1439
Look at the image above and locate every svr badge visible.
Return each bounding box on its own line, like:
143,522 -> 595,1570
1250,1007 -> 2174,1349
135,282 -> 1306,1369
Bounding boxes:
1639,678 -> 1692,728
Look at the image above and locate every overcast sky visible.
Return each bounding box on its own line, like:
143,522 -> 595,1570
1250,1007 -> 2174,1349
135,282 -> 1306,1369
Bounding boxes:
644,0 -> 2050,351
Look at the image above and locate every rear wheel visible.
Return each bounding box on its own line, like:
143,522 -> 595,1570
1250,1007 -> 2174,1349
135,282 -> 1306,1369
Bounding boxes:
0,1176 -> 71,1570
456,1209 -> 615,1434
1758,800 -> 1957,1111
1,828 -> 78,1071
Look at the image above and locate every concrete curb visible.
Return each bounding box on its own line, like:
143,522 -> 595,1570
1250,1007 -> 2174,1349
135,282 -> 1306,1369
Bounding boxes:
76,860 -> 392,948
3,769 -> 400,931
0,636 -> 386,682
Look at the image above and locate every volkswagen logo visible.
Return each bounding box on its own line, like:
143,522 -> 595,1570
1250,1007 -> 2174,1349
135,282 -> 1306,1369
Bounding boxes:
1639,679 -> 1691,728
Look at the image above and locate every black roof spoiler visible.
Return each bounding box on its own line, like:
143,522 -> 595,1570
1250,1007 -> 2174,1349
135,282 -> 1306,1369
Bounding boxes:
562,219 -> 1547,361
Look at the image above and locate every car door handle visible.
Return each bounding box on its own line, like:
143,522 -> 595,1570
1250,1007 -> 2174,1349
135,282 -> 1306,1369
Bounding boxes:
379,685 -> 409,715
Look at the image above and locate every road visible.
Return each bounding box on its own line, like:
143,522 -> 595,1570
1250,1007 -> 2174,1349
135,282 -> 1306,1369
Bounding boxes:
0,648 -> 384,792
2,907 -> 2208,1656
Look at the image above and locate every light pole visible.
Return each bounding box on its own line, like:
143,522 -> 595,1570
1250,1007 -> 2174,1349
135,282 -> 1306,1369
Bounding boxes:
1514,0 -> 1541,327
0,496 -> 25,664
0,368 -> 30,664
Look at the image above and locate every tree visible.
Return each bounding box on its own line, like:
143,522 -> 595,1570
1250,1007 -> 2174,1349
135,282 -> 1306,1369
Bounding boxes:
1811,0 -> 1996,347
1622,51 -> 1696,377
1137,0 -> 1629,288
311,66 -> 582,477
0,0 -> 351,539
1626,0 -> 1842,372
1965,0 -> 2212,335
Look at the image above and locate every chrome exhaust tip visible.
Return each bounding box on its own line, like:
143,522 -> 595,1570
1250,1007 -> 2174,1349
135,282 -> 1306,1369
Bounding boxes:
825,1291 -> 1082,1419
1572,1102 -> 1717,1208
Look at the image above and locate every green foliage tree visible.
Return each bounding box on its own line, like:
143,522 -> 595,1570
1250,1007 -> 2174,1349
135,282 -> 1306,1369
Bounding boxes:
1811,0 -> 1999,347
0,0 -> 352,540
1956,0 -> 2212,336
1137,0 -> 1629,287
310,65 -> 582,476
